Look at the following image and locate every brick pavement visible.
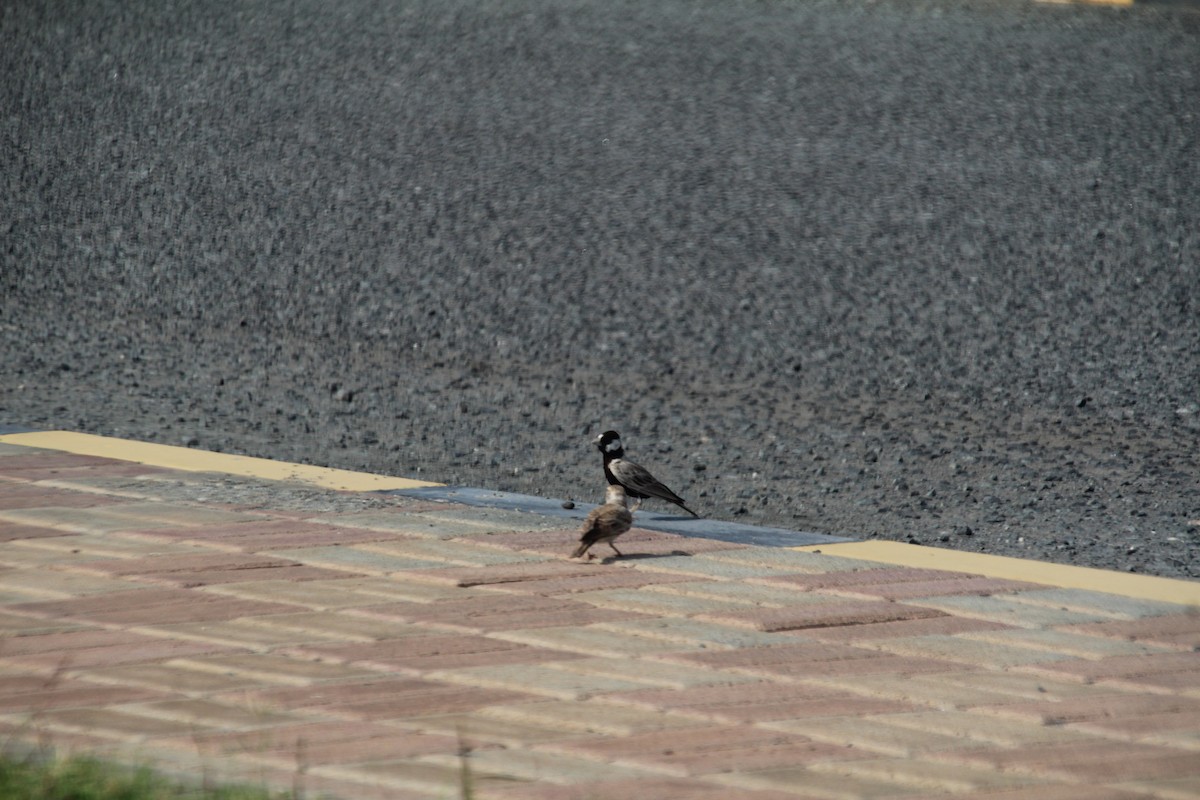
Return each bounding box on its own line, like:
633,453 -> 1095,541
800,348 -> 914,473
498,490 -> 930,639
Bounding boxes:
0,433 -> 1198,799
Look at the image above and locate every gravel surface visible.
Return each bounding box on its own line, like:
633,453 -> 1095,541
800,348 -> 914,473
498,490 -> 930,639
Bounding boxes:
3,0 -> 1198,579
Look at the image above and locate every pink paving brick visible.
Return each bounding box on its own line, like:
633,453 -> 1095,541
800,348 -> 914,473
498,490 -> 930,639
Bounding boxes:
0,453 -> 131,473
192,720 -> 462,765
0,678 -> 165,712
480,777 -> 807,800
136,564 -> 362,587
945,740 -> 1200,783
0,485 -> 126,509
975,693 -> 1200,725
0,522 -> 76,541
142,520 -> 400,550
244,678 -> 529,719
70,552 -> 302,576
2,637 -> 240,670
603,534 -> 749,557
548,725 -> 859,775
478,569 -> 700,596
404,561 -> 609,587
1062,615 -> 1200,650
1070,709 -> 1200,738
354,594 -> 650,633
833,577 -> 1045,601
947,787 -> 1154,800
8,587 -> 196,618
760,654 -> 962,679
291,635 -> 586,672
10,587 -> 302,625
696,599 -> 947,632
667,641 -> 882,669
1031,651 -> 1200,683
1101,670 -> 1200,694
453,527 -> 686,554
0,463 -> 173,482
802,615 -> 1016,643
609,682 -> 915,722
666,641 -> 959,679
0,628 -> 203,657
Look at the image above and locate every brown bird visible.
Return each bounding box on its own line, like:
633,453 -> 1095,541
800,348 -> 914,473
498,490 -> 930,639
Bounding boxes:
594,430 -> 699,517
571,484 -> 634,559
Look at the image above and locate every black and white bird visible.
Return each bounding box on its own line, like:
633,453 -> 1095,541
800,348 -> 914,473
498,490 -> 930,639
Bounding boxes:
594,430 -> 699,517
571,484 -> 634,559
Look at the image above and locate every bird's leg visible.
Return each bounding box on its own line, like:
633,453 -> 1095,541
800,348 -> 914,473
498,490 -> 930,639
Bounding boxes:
630,499 -> 642,513
609,542 -> 623,557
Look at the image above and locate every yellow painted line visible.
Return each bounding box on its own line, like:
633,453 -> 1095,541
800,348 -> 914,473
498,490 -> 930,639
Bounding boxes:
0,431 -> 441,492
794,540 -> 1200,606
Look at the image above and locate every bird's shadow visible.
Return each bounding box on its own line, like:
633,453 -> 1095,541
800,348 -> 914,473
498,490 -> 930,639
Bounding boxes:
594,550 -> 693,564
635,514 -> 702,522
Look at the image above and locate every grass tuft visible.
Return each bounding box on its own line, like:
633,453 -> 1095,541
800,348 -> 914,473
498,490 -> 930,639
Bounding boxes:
0,752 -> 287,800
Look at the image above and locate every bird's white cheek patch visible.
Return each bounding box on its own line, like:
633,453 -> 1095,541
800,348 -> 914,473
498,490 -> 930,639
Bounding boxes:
605,440 -> 623,453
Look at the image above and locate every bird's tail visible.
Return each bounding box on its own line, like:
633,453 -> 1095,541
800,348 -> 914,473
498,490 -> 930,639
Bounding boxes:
681,503 -> 700,518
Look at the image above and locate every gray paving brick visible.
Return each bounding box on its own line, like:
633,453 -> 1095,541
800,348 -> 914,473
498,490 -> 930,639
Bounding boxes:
1005,588 -> 1190,620
909,595 -> 1112,628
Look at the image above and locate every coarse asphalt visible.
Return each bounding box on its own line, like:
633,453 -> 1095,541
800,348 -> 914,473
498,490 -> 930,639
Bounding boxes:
2,0 -> 1198,579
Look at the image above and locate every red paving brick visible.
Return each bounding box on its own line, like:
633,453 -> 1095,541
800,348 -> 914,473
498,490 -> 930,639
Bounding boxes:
192,721 -> 462,765
835,577 -> 1045,600
142,520 -> 399,550
405,560 -> 611,587
2,638 -> 240,670
949,788 -> 1154,800
0,628 -> 240,670
609,682 -> 914,721
71,552 -> 303,576
464,528 -> 686,556
0,486 -> 126,509
478,569 -> 699,596
1031,651 -> 1200,682
1071,709 -> 1200,737
977,693 -> 1200,725
801,614 -> 1016,642
0,522 -> 77,541
667,641 -> 881,669
138,565 -> 361,586
0,463 -> 173,482
696,599 -> 948,632
1063,614 -> 1200,650
605,535 -> 749,557
668,641 -> 960,680
291,635 -> 586,672
245,678 -> 530,718
947,739 -> 1200,782
549,725 -> 859,775
1104,670 -> 1200,694
0,454 -> 133,473
355,594 -> 650,632
0,678 -> 165,712
10,587 -> 303,624
480,777 -> 808,800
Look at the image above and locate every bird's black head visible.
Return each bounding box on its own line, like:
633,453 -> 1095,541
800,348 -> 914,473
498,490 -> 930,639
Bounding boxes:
594,430 -> 624,458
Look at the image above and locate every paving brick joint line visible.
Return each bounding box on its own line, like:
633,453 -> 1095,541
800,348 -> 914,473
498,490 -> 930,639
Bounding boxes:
1,437 -> 1199,800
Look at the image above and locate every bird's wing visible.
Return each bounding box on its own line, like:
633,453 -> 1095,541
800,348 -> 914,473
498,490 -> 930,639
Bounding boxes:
610,459 -> 687,505
577,505 -> 631,545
